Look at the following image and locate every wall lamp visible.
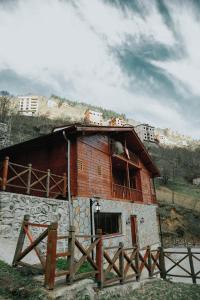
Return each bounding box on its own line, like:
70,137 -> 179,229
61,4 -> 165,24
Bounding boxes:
140,217 -> 145,224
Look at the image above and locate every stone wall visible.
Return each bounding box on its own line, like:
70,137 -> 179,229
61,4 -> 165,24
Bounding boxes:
74,197 -> 160,249
0,192 -> 69,239
0,192 -> 160,250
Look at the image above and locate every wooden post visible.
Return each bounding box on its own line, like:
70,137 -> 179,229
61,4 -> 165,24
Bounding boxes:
26,164 -> 32,194
147,246 -> 152,278
119,242 -> 124,284
159,247 -> 166,279
66,226 -> 76,284
46,169 -> 50,198
1,156 -> 9,191
188,247 -> 196,284
44,222 -> 58,290
63,172 -> 67,198
96,229 -> 103,289
135,246 -> 140,281
12,215 -> 30,266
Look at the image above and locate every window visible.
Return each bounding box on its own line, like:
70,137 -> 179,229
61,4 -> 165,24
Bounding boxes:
94,212 -> 122,235
97,165 -> 102,176
77,159 -> 84,171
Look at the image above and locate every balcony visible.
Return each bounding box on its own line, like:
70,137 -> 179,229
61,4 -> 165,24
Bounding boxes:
112,183 -> 142,202
112,183 -> 157,203
110,139 -> 140,168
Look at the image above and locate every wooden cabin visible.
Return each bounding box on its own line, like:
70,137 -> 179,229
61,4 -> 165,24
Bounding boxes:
0,124 -> 159,203
0,124 -> 160,248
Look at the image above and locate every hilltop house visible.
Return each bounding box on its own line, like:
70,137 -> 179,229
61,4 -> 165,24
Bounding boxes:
84,110 -> 103,126
0,124 -> 160,249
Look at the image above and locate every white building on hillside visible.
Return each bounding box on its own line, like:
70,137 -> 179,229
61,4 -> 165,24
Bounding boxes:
18,96 -> 39,116
84,110 -> 103,126
109,117 -> 126,127
134,124 -> 155,143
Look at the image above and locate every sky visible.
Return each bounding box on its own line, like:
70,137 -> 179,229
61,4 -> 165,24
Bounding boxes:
0,0 -> 200,138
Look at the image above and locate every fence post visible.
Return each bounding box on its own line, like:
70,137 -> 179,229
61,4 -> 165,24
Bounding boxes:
1,156 -> 9,191
119,242 -> 124,284
96,229 -> 103,289
159,247 -> 166,279
188,247 -> 196,284
12,214 -> 30,266
45,222 -> 58,290
46,169 -> 50,198
66,225 -> 76,284
63,172 -> 67,198
147,246 -> 152,278
26,163 -> 32,194
135,246 -> 140,281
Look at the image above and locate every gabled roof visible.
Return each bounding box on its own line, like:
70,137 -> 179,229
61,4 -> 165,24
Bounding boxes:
53,124 -> 160,176
0,123 -> 160,177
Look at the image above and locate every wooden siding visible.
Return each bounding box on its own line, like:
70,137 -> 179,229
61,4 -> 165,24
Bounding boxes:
0,134 -> 77,196
77,134 -> 112,198
139,161 -> 153,204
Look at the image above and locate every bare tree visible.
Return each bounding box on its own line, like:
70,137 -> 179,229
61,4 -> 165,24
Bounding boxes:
0,92 -> 11,123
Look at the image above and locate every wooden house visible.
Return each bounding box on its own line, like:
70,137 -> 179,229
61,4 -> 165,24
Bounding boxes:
0,124 -> 160,248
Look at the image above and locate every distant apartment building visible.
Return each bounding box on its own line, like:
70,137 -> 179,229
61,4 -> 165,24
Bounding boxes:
109,117 -> 126,127
134,124 -> 155,143
84,110 -> 103,126
18,96 -> 39,116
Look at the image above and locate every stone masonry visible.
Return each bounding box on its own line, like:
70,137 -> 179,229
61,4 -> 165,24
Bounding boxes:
0,192 -> 160,251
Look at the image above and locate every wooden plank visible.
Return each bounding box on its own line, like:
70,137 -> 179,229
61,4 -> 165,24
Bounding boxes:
188,247 -> 196,284
27,223 -> 49,228
119,242 -> 124,284
56,251 -> 70,258
104,249 -> 121,277
139,250 -> 150,272
12,215 -> 30,266
44,223 -> 58,290
57,235 -> 69,240
55,270 -> 70,277
66,226 -> 76,284
75,271 -> 98,280
124,250 -> 138,276
165,254 -> 191,276
24,226 -> 46,268
17,228 -> 48,262
74,238 -> 99,272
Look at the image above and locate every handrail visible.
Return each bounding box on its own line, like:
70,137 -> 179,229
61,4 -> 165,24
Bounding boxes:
112,183 -> 156,203
0,157 -> 67,199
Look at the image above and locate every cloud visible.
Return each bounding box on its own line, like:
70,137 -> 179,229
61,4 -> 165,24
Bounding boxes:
0,0 -> 199,138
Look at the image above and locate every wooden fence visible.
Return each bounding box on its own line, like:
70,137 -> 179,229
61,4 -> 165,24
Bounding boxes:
12,216 -> 200,290
0,157 -> 67,199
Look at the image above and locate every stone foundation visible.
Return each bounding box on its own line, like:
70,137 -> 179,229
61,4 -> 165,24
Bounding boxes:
0,192 -> 160,250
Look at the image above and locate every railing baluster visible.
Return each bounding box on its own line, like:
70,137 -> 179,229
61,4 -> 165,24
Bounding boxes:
26,163 -> 32,194
46,169 -> 50,198
1,156 -> 9,191
96,229 -> 103,289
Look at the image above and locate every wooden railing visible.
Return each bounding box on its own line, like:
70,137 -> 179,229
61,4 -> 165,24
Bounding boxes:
13,216 -> 200,290
112,183 -> 157,203
0,157 -> 67,199
112,183 -> 142,201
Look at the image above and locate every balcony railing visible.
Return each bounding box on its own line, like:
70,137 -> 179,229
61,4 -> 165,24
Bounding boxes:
0,157 -> 67,199
112,183 -> 142,201
112,183 -> 157,203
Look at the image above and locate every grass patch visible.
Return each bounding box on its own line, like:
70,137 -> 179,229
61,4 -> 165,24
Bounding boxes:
56,259 -> 115,279
56,259 -> 94,274
0,260 -> 46,300
125,280 -> 200,300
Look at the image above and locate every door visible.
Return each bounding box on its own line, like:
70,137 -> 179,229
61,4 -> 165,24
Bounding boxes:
130,215 -> 138,246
